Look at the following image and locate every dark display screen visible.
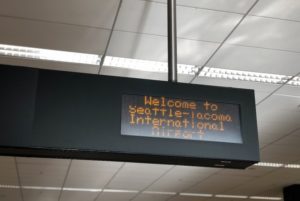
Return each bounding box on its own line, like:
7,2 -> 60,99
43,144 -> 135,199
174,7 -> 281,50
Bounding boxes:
121,94 -> 242,144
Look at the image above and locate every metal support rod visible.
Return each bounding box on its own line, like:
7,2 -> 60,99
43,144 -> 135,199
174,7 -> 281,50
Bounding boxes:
167,0 -> 178,82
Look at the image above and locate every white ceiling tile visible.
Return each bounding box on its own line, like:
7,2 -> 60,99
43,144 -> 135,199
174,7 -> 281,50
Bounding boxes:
208,44 -> 300,75
219,165 -> 276,178
0,189 -> 22,201
275,86 -> 300,97
186,175 -> 253,194
177,0 -> 256,14
177,39 -> 219,66
251,0 -> 300,21
108,31 -> 167,62
108,31 -> 218,66
260,144 -> 300,163
224,168 -> 297,196
107,163 -> 172,190
100,66 -> 167,81
0,16 -> 110,54
227,16 -> 300,52
147,166 -> 219,192
116,0 -> 243,42
291,128 -> 300,137
247,168 -> 300,193
178,74 -> 196,83
116,0 -> 166,35
151,0 -> 256,13
0,56 -> 99,74
256,118 -> 297,140
264,168 -> 300,184
262,143 -> 300,156
226,179 -> 281,197
176,7 -> 242,42
23,189 -> 60,201
60,191 -> 98,201
258,94 -> 300,112
258,131 -> 287,147
256,95 -> 300,144
273,133 -> 300,147
65,160 -> 123,189
0,0 -> 119,29
17,157 -> 70,187
256,95 -> 300,130
255,188 -> 283,197
133,193 -> 172,201
0,157 -> 18,185
255,91 -> 271,104
258,110 -> 299,143
257,122 -> 299,148
96,192 -> 137,201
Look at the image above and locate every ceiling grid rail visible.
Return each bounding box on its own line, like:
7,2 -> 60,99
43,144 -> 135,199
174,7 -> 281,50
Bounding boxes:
92,162 -> 126,201
189,0 -> 260,83
223,43 -> 300,54
98,0 -> 123,75
128,165 -> 176,201
141,0 -> 244,15
165,169 -> 223,201
57,160 -> 73,201
0,14 -> 112,31
14,157 -> 25,201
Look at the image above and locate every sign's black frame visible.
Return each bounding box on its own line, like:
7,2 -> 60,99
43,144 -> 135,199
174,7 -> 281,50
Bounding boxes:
0,65 -> 259,169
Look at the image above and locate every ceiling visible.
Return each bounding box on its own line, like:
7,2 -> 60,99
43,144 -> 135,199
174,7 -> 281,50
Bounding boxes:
0,0 -> 300,201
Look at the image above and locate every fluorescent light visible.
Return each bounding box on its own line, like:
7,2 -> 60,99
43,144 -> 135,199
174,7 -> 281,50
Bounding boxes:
249,196 -> 282,200
179,193 -> 213,197
103,189 -> 139,193
22,186 -> 60,190
104,56 -> 197,75
1,185 -> 102,192
143,191 -> 176,195
284,164 -> 300,169
200,67 -> 300,86
1,44 -> 300,86
0,44 -> 100,65
63,187 -> 102,192
255,162 -> 300,169
288,76 -> 300,86
0,184 -> 20,189
215,194 -> 248,199
215,195 -> 248,199
254,162 -> 284,168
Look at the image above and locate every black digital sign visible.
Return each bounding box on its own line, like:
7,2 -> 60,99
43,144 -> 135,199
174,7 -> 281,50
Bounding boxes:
121,95 -> 242,143
0,65 -> 259,169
